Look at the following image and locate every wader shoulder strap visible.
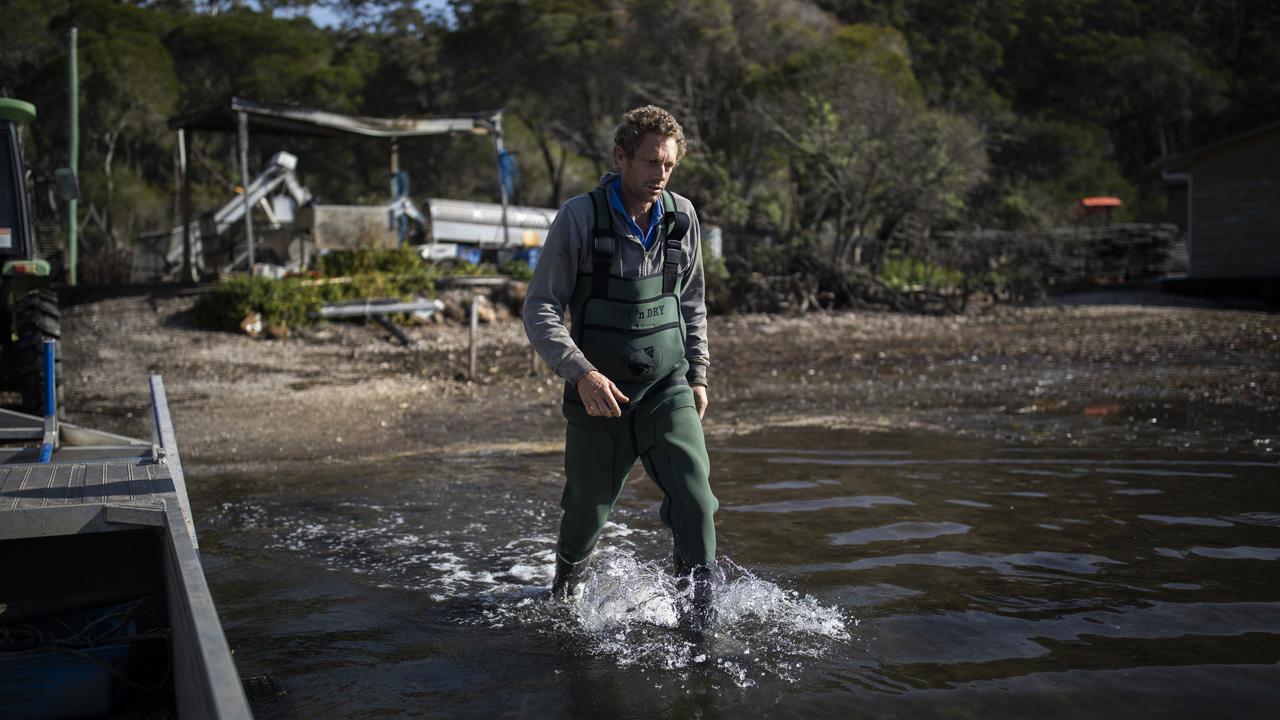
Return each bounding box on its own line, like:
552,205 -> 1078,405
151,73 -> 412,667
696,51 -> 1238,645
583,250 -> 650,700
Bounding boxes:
588,187 -> 615,298
661,190 -> 691,294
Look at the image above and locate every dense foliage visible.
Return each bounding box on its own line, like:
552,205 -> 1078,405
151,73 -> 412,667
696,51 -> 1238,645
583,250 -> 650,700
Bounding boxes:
4,0 -> 1275,301
190,247 -> 497,330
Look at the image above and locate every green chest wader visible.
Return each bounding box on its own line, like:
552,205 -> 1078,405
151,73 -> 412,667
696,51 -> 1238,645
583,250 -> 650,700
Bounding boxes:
565,188 -> 691,407
554,188 -> 717,575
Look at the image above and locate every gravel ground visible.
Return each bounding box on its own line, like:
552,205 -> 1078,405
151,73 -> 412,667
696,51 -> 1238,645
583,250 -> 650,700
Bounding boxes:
54,289 -> 1280,476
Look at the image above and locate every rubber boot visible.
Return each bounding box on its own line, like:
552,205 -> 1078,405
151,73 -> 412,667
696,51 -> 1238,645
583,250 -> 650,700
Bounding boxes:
673,544 -> 690,577
687,565 -> 715,632
551,554 -> 587,600
673,547 -> 715,631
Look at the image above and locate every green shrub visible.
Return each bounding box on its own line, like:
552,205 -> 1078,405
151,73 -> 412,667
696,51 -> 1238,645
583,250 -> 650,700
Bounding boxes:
193,248 -> 538,332
315,247 -> 426,277
878,252 -> 965,291
498,260 -> 534,282
192,275 -> 327,331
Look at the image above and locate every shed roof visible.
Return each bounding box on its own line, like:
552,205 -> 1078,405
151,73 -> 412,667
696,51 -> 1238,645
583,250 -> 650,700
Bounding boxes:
169,97 -> 501,138
1161,120 -> 1280,170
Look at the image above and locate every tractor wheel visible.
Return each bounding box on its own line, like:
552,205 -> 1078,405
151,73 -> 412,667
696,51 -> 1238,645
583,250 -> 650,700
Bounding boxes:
13,289 -> 62,415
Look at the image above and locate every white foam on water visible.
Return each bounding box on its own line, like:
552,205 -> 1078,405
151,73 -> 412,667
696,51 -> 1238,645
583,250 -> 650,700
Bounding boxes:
577,550 -> 682,632
507,563 -> 548,583
242,498 -> 851,686
472,545 -> 853,687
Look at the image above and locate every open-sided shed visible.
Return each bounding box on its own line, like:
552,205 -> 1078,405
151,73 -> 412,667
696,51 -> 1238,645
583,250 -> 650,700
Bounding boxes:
167,97 -> 509,278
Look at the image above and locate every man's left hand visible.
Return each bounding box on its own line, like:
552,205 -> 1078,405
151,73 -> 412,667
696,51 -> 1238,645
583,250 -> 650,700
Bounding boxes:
692,385 -> 708,420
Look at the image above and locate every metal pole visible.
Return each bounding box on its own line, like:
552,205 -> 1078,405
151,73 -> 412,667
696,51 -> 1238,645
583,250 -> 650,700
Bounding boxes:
38,340 -> 57,463
468,294 -> 479,380
390,137 -> 408,247
494,111 -> 510,247
237,110 -> 255,274
67,28 -> 78,287
43,340 -> 56,418
179,128 -> 193,281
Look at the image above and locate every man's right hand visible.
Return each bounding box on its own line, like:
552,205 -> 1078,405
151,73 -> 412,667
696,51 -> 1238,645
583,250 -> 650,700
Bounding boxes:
577,370 -> 630,417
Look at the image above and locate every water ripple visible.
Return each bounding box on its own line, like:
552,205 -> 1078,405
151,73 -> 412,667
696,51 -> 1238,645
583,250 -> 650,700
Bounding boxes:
1099,468 -> 1235,478
1189,546 -> 1280,561
944,499 -> 993,508
1138,515 -> 1235,528
753,480 -> 840,490
868,601 -> 1280,665
830,522 -> 971,546
799,550 -> 1124,576
766,457 -> 1279,468
1226,512 -> 1280,527
726,495 -> 915,513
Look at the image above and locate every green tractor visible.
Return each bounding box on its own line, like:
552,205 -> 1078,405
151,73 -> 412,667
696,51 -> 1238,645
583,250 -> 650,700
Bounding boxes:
0,98 -> 64,414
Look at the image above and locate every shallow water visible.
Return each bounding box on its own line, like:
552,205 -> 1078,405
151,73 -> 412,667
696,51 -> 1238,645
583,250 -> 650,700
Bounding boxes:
195,427 -> 1280,718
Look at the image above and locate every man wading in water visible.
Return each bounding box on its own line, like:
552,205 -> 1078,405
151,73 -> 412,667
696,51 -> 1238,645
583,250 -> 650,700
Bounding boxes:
523,106 -> 716,626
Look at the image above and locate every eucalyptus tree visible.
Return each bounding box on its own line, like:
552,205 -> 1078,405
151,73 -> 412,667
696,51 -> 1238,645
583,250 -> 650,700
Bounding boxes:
755,24 -> 987,269
446,0 -> 631,207
50,1 -> 178,266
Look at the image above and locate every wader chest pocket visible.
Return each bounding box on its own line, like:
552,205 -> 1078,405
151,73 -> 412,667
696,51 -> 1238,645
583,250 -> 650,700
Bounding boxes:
579,295 -> 684,383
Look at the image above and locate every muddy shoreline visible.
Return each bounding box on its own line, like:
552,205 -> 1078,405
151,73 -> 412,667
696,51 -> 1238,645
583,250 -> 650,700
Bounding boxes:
55,289 -> 1279,477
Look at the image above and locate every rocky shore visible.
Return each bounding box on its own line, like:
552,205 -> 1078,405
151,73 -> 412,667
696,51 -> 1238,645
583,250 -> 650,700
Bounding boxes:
55,289 -> 1279,477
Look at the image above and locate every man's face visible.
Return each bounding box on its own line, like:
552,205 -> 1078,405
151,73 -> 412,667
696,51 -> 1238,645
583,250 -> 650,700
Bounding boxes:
613,132 -> 679,209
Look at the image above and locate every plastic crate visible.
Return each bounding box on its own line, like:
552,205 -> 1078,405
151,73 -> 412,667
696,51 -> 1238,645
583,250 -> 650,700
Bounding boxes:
0,643 -> 133,719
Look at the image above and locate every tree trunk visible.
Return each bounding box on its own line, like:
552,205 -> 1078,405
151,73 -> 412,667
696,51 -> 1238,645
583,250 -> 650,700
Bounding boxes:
102,125 -> 122,249
519,111 -> 566,208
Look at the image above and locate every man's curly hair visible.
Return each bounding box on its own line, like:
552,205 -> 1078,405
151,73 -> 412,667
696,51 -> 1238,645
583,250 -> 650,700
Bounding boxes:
613,105 -> 687,161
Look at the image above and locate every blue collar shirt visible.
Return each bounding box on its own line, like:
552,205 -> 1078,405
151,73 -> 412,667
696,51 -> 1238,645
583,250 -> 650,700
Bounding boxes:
607,176 -> 664,249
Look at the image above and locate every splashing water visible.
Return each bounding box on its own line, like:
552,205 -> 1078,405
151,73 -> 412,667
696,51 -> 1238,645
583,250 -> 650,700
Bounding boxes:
219,495 -> 853,688
477,547 -> 854,687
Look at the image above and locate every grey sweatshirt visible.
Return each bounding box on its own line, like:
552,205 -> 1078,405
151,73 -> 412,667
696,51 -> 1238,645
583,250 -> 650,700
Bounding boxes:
522,173 -> 709,388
